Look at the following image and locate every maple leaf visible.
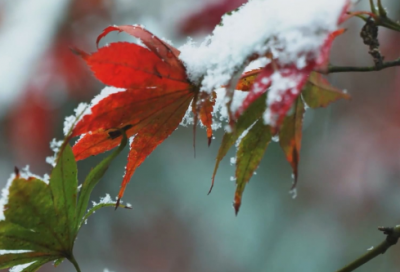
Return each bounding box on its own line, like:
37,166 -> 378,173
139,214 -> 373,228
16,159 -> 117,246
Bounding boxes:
278,97 -> 305,191
71,25 -> 215,205
212,67 -> 349,214
302,72 -> 350,108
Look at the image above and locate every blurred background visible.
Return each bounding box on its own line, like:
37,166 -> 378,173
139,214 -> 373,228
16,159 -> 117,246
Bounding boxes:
1,0 -> 400,271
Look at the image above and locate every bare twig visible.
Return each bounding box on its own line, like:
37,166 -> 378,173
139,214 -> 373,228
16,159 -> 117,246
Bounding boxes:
315,58 -> 400,74
335,225 -> 400,272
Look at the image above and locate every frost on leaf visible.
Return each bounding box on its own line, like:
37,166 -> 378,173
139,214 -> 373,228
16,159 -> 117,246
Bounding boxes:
0,135 -> 128,271
180,0 -> 349,130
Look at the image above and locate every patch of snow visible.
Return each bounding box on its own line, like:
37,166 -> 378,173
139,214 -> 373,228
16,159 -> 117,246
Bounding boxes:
91,194 -> 115,207
235,122 -> 256,148
289,188 -> 298,199
10,262 -> 36,272
0,250 -> 32,255
63,102 -> 90,136
129,135 -> 136,146
46,139 -> 63,167
179,0 -> 346,124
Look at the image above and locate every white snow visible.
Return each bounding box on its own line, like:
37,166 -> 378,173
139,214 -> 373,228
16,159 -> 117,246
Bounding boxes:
289,188 -> 298,199
10,262 -> 36,272
45,139 -> 64,167
0,173 -> 16,221
179,0 -> 346,124
212,88 -> 249,131
63,103 -> 90,136
91,194 -> 115,207
0,250 -> 32,255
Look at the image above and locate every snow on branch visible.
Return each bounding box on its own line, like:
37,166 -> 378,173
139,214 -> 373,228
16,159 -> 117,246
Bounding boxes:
180,0 -> 346,91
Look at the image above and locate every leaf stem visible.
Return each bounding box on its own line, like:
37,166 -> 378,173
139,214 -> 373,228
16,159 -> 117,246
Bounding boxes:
323,58 -> 400,74
68,255 -> 82,272
335,225 -> 400,272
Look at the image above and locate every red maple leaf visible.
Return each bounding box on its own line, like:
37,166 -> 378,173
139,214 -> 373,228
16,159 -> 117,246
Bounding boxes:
70,25 -> 215,205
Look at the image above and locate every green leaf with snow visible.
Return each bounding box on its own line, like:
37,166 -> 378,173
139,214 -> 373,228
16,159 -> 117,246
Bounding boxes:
234,119 -> 271,214
0,135 -> 128,272
210,92 -> 267,193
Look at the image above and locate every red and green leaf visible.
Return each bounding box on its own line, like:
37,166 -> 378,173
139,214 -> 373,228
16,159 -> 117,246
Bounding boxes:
278,97 -> 305,189
71,26 -> 215,204
302,72 -> 350,108
210,93 -> 267,193
234,119 -> 271,214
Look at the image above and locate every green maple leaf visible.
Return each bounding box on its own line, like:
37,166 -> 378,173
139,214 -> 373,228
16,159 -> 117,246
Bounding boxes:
0,134 -> 128,272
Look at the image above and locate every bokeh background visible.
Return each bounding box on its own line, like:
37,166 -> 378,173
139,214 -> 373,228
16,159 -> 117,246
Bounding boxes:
1,0 -> 400,271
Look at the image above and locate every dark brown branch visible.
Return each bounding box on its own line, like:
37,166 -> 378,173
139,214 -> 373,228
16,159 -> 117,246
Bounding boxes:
319,58 -> 400,74
335,225 -> 400,272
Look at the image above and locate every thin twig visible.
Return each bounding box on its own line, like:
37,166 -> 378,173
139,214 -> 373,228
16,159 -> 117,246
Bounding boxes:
335,225 -> 400,272
320,58 -> 400,74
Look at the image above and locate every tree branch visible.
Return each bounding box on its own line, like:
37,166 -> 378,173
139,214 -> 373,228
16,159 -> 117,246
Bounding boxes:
335,225 -> 400,272
323,58 -> 400,74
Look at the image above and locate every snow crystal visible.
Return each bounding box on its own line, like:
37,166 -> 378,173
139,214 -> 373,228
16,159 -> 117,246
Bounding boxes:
129,135 -> 136,146
235,122 -> 256,148
10,262 -> 36,272
289,188 -> 298,199
212,88 -> 249,130
262,70 -> 303,125
180,0 -> 345,92
91,194 -> 115,207
230,176 -> 236,181
19,166 -> 49,185
0,250 -> 32,255
179,0 -> 346,124
63,102 -> 90,136
46,138 -> 63,167
230,157 -> 236,165
0,173 -> 16,221
63,86 -> 125,136
271,135 -> 279,142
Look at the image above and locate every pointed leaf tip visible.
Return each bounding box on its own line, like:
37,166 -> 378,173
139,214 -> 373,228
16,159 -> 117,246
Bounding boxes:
234,119 -> 271,215
279,97 -> 305,190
